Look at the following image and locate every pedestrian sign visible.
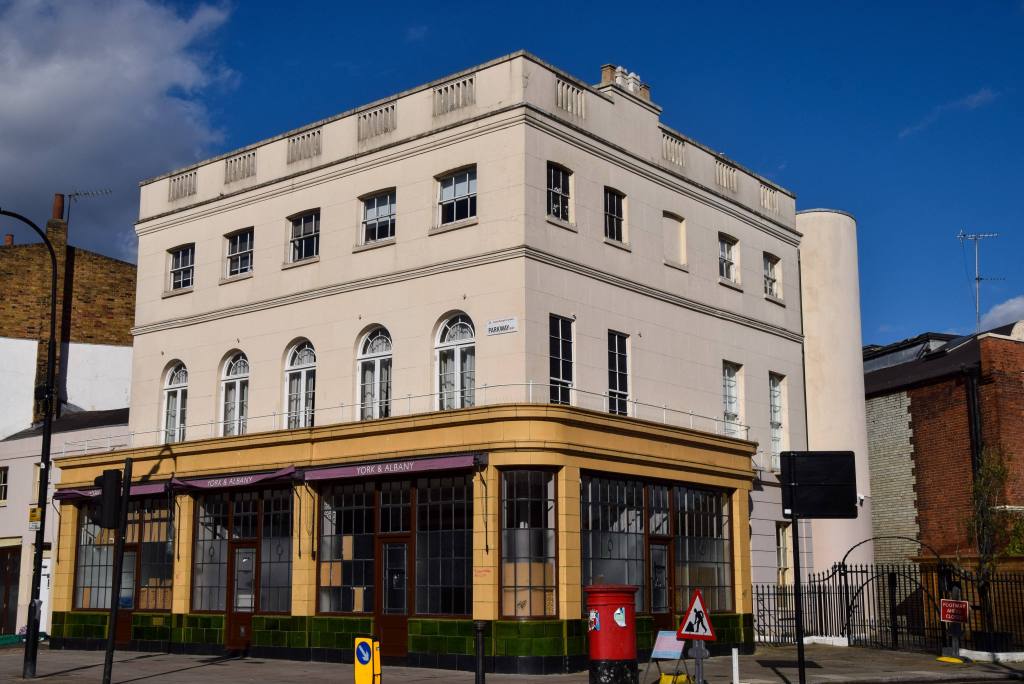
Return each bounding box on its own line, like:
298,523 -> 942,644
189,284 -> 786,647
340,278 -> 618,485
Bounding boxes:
353,636 -> 380,684
676,589 -> 716,641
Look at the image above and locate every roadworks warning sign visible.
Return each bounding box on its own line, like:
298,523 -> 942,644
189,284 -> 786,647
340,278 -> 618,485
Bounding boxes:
676,589 -> 716,641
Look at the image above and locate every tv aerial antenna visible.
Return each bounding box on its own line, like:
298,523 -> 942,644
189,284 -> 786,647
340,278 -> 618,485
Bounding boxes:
64,189 -> 112,225
957,229 -> 1001,332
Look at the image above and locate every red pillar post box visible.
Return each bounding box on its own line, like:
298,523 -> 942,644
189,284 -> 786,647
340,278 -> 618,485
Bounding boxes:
584,585 -> 638,684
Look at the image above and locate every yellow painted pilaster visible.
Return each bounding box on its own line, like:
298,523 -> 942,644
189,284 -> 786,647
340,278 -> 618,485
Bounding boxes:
51,504 -> 78,612
172,494 -> 194,614
558,465 -> 581,619
472,464 -> 499,620
731,489 -> 752,614
291,483 -> 317,616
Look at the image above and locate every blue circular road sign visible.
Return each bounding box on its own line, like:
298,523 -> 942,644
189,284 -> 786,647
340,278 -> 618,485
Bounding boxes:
356,642 -> 372,665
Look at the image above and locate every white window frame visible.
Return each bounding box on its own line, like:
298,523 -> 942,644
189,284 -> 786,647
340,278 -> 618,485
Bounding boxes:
722,361 -> 741,437
357,327 -> 393,420
549,314 -> 573,405
546,163 -> 572,223
763,253 -> 781,298
289,211 -> 320,263
221,353 -> 249,436
226,229 -> 254,277
285,342 -> 316,428
719,234 -> 738,282
168,244 -> 194,291
163,363 -> 188,444
362,190 -> 396,244
435,315 -> 475,410
769,373 -> 785,470
604,187 -> 626,243
437,167 -> 477,226
607,330 -> 629,416
776,522 -> 792,585
0,467 -> 8,505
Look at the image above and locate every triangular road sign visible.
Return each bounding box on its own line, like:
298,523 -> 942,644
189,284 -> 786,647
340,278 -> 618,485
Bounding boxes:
677,589 -> 716,641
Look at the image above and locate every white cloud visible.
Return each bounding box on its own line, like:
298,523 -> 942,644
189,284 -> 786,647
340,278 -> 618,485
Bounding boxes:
980,295 -> 1024,330
898,87 -> 998,139
0,0 -> 233,261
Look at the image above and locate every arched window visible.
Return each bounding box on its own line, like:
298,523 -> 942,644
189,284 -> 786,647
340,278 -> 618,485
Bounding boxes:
436,315 -> 475,410
222,353 -> 249,436
285,342 -> 316,429
358,328 -> 392,420
163,363 -> 188,444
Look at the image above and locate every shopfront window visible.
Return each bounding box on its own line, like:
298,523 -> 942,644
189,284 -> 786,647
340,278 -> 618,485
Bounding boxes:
319,483 -> 375,613
191,489 -> 292,613
501,470 -> 556,617
415,475 -> 472,615
581,476 -> 734,615
581,476 -> 645,612
74,497 -> 172,611
675,487 -> 733,613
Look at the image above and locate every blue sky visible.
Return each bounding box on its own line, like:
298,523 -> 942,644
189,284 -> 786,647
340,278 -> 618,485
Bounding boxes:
2,1 -> 1021,344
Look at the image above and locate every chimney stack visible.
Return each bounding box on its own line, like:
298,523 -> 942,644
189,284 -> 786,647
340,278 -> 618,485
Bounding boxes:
598,64 -> 651,101
52,193 -> 65,221
3,234 -> 13,246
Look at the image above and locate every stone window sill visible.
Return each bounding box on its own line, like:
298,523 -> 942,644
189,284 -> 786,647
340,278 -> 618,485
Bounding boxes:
429,217 -> 478,236
603,237 -> 632,252
718,277 -> 743,293
353,237 -> 396,253
664,260 -> 689,273
282,255 -> 320,271
219,271 -> 253,286
546,216 -> 578,233
765,293 -> 786,307
161,286 -> 193,299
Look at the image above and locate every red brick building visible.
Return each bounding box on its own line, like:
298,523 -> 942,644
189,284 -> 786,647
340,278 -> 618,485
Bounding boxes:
863,323 -> 1024,566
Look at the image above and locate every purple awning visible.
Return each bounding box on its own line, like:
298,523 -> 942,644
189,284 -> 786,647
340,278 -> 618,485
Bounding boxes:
303,453 -> 484,482
54,481 -> 168,501
170,466 -> 297,491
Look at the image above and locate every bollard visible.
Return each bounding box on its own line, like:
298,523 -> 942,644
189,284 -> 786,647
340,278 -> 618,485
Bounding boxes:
474,620 -> 487,684
732,647 -> 739,684
584,585 -> 639,684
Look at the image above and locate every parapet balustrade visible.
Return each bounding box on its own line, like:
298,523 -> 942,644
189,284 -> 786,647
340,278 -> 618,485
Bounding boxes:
61,381 -> 750,456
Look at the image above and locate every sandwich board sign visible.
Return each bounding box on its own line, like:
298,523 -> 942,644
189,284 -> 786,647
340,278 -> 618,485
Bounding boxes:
677,589 -> 716,641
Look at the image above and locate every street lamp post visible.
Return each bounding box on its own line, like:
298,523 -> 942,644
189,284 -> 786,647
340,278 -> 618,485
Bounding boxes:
0,203 -> 59,679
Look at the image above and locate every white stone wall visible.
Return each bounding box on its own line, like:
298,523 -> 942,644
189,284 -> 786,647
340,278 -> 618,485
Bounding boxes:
64,342 -> 132,411
0,337 -> 38,440
866,392 -> 919,563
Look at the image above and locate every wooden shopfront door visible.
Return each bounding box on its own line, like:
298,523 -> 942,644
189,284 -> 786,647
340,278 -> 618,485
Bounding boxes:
226,544 -> 256,649
376,539 -> 412,657
650,543 -> 675,631
0,547 -> 19,635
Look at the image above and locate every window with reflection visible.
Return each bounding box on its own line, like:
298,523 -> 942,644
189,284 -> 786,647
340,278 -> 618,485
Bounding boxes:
191,490 -> 292,613
501,470 -> 556,617
675,487 -> 732,613
286,342 -> 316,428
358,328 -> 392,420
415,475 -> 472,615
75,497 -> 172,611
163,363 -> 188,444
319,483 -> 375,613
581,475 -> 645,611
222,353 -> 249,436
436,315 -> 475,410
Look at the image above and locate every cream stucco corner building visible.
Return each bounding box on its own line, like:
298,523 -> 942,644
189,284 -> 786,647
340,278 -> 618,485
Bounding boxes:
48,53 -> 869,672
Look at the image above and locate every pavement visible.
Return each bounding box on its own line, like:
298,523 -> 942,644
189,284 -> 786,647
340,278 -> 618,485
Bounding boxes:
0,644 -> 1022,683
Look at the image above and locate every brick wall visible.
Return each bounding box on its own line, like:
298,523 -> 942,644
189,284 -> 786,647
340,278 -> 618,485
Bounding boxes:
907,376 -> 975,557
866,392 -> 920,562
0,216 -> 135,419
979,336 -> 1024,506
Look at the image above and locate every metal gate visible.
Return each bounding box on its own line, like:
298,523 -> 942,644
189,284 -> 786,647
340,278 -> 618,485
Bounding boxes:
843,564 -> 944,652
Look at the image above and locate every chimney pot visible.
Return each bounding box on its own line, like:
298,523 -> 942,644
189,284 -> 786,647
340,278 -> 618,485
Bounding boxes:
3,234 -> 12,246
52,193 -> 65,221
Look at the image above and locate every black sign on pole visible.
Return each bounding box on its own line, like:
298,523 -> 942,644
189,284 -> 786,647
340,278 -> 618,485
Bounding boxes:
778,450 -> 858,684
